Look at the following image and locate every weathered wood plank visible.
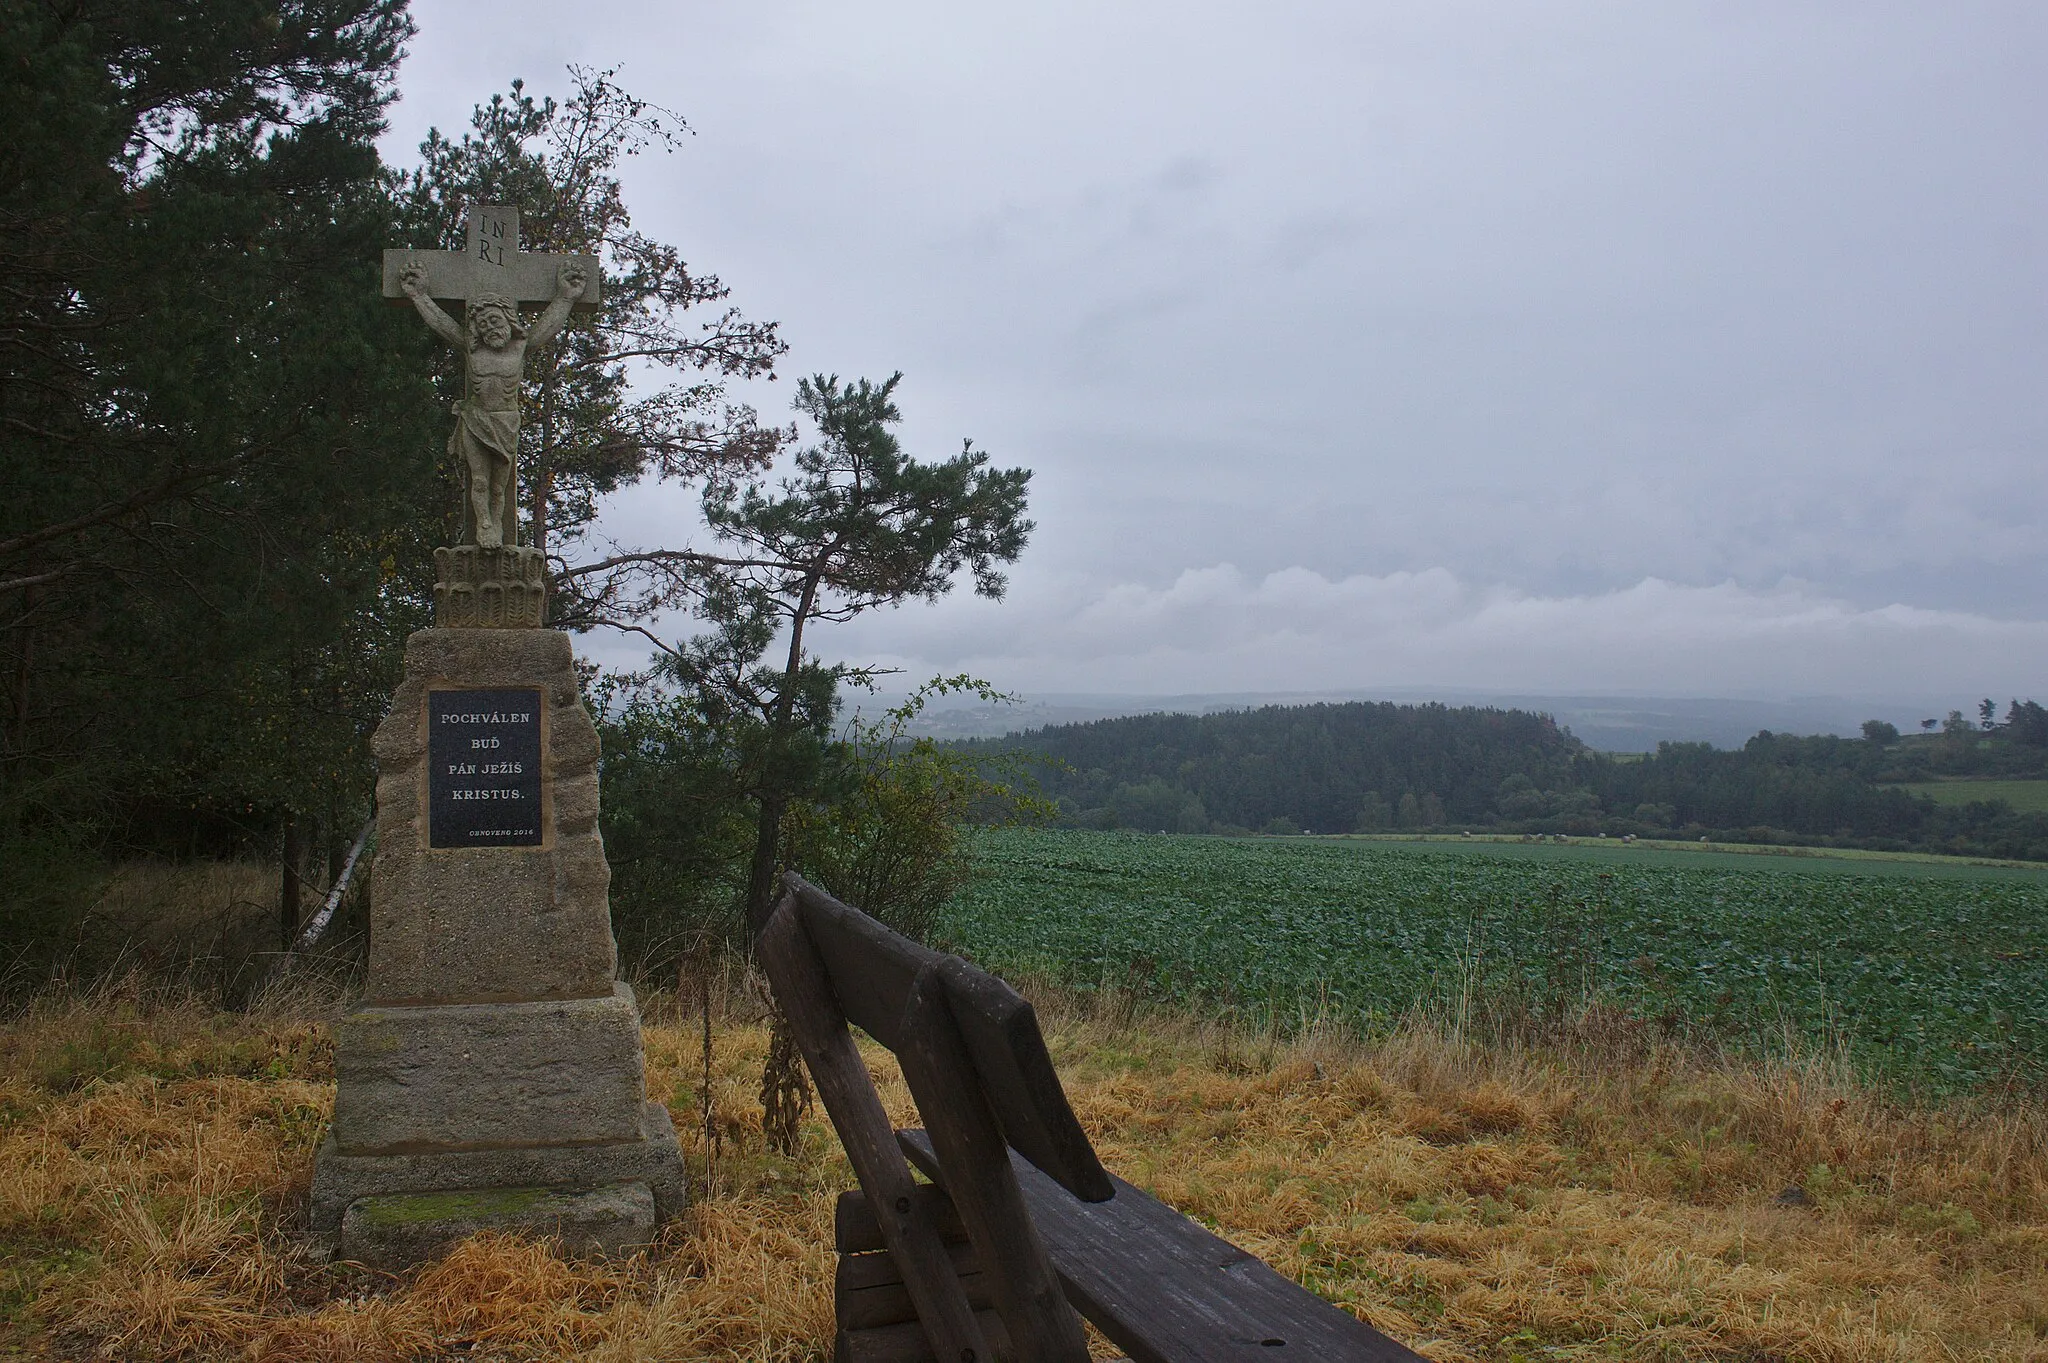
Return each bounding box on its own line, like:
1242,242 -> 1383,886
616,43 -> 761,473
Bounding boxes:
838,1269 -> 996,1331
898,963 -> 1092,1362
788,874 -> 1111,1201
836,1310 -> 1011,1363
837,1240 -> 980,1293
937,956 -> 1114,1203
901,1131 -> 1427,1363
836,1187 -> 966,1254
756,899 -> 991,1363
787,875 -> 937,1050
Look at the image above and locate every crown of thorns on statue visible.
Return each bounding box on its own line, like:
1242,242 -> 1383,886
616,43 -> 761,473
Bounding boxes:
465,292 -> 527,341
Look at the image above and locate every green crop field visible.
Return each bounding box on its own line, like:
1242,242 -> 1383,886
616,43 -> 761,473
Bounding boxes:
1335,832 -> 2048,880
940,828 -> 2048,1089
1889,778 -> 2048,812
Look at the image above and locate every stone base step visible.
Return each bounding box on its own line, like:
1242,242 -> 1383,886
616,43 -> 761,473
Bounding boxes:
333,984 -> 650,1152
310,1101 -> 687,1234
339,1180 -> 654,1268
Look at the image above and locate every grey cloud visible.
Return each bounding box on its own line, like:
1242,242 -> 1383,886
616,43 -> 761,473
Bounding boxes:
820,565 -> 2048,698
387,1 -> 2048,701
1266,212 -> 1377,271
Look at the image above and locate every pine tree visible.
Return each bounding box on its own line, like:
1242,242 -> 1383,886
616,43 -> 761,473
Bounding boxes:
668,372 -> 1032,938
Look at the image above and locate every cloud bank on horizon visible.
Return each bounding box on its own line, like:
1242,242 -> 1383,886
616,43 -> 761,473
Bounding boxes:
813,566 -> 2048,699
386,1 -> 2048,701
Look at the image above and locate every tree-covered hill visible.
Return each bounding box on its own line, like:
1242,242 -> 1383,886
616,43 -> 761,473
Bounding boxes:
971,699 -> 2048,859
963,702 -> 1590,834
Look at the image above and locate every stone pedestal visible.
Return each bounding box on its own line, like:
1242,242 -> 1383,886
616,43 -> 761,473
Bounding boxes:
311,625 -> 684,1265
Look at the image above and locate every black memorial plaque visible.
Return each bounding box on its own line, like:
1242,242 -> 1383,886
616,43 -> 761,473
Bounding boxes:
428,687 -> 544,848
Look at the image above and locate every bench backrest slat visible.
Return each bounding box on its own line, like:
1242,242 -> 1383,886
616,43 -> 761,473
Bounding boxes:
791,879 -> 937,1051
756,890 -> 994,1363
937,958 -> 1115,1203
789,878 -> 1113,1203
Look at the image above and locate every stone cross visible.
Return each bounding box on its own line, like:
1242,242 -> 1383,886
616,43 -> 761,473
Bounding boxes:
381,204 -> 601,317
383,206 -> 601,550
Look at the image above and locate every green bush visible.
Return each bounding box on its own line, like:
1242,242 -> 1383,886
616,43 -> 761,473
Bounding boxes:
597,676 -> 1047,964
785,686 -> 1048,944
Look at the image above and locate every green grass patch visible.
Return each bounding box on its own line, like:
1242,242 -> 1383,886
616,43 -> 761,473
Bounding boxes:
1888,779 -> 2048,813
943,828 -> 2048,1089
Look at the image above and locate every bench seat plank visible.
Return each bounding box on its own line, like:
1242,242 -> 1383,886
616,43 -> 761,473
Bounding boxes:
901,1131 -> 1426,1363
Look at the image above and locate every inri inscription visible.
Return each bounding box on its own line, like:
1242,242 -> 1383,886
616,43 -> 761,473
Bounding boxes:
428,687 -> 544,848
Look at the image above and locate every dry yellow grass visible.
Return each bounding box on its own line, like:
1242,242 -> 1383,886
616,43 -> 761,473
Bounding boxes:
2,977 -> 2044,1361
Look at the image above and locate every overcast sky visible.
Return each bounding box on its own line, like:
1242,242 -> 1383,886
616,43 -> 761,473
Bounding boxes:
384,1 -> 2048,703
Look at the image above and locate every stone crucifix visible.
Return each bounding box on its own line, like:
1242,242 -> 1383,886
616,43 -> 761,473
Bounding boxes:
383,205 -> 601,549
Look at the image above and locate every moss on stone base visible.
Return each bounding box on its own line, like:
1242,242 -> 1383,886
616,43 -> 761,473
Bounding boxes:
336,1181 -> 655,1268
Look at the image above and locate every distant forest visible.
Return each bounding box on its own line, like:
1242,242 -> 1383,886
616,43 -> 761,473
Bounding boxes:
960,700 -> 2048,861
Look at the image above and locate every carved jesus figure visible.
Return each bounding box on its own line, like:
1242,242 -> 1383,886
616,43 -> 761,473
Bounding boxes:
401,261 -> 586,549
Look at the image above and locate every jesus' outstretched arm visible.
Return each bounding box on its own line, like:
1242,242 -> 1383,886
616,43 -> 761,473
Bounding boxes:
526,262 -> 588,349
400,263 -> 465,349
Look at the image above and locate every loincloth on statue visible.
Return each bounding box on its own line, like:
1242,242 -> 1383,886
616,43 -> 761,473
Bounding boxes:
450,400 -> 517,469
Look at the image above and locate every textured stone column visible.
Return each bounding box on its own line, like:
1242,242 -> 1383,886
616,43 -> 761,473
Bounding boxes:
310,627 -> 685,1264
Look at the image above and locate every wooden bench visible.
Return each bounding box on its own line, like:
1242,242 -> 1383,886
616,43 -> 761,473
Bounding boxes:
759,873 -> 1426,1363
